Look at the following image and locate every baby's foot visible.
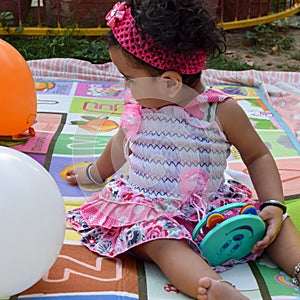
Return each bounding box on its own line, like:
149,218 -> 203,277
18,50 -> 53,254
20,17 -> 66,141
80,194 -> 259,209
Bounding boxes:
197,277 -> 249,300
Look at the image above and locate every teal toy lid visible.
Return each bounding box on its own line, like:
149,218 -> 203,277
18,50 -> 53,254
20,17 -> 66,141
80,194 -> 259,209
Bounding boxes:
192,203 -> 266,266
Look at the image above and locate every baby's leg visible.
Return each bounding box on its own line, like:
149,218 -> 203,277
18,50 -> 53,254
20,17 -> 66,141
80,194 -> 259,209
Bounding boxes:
133,239 -> 248,299
266,217 -> 300,283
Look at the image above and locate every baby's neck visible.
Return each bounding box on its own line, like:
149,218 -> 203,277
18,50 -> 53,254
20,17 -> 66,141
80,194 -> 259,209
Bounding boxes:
194,81 -> 205,94
176,81 -> 205,107
136,81 -> 206,109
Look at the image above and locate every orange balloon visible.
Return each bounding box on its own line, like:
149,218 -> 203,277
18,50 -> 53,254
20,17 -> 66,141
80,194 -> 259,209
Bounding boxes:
0,39 -> 37,136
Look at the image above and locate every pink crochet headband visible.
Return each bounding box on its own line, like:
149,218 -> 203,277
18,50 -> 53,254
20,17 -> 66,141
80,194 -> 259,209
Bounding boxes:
105,2 -> 206,75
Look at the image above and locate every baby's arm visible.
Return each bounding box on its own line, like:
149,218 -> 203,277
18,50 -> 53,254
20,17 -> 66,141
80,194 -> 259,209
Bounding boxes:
216,98 -> 284,250
66,128 -> 127,185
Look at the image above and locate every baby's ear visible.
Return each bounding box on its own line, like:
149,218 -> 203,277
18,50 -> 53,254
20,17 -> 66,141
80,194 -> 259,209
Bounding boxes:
160,71 -> 183,99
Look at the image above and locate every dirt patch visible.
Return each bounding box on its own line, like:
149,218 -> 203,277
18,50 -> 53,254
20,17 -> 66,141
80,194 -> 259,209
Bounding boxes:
224,28 -> 300,72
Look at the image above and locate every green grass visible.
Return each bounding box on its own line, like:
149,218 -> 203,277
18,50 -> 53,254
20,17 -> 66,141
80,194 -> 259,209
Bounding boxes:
0,34 -> 262,71
0,35 -> 110,64
206,54 -> 262,71
242,23 -> 295,51
291,51 -> 300,61
0,22 -> 296,72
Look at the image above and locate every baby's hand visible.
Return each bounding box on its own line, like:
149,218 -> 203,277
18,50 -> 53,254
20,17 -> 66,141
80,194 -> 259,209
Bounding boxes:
252,205 -> 283,253
66,165 -> 92,186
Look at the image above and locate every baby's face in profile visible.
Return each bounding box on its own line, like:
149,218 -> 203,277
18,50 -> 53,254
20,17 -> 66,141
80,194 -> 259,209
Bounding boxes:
109,46 -> 197,108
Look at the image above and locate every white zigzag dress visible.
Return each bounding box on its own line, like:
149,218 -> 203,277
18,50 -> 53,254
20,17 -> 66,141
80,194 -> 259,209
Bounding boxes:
67,88 -> 260,270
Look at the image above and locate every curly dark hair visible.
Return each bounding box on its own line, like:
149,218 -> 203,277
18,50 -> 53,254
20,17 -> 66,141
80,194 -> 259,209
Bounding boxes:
128,0 -> 226,56
106,0 -> 226,87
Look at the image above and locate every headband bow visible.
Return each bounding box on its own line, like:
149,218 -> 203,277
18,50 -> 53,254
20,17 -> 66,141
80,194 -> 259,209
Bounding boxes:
106,2 -> 206,74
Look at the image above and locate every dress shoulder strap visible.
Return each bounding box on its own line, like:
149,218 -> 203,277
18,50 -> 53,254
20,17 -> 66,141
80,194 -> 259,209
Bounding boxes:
205,88 -> 230,103
185,88 -> 230,121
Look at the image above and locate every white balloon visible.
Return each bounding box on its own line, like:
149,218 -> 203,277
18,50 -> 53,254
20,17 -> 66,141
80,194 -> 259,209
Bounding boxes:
0,146 -> 66,297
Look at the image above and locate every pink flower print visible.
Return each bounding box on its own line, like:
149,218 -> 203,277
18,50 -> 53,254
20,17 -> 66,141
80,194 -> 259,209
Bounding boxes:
120,103 -> 142,139
126,228 -> 142,247
180,168 -> 209,200
105,1 -> 127,27
85,236 -> 97,246
68,220 -> 82,231
146,225 -> 168,239
123,191 -> 134,201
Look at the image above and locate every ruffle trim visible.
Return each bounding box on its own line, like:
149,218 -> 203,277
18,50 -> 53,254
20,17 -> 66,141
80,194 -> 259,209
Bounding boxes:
79,193 -> 177,229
